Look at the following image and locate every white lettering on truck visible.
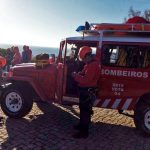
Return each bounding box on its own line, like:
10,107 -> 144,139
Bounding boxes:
101,69 -> 148,78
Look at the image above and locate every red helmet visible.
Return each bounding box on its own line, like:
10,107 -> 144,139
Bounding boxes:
78,46 -> 92,61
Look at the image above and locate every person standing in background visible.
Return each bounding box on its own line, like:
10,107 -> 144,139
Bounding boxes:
27,46 -> 32,62
22,45 -> 28,63
5,48 -> 13,71
10,46 -> 14,53
0,56 -> 6,83
11,46 -> 21,66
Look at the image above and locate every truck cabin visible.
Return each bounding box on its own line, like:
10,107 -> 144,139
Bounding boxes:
58,30 -> 150,98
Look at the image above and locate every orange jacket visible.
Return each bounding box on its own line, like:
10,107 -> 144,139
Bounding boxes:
74,60 -> 100,87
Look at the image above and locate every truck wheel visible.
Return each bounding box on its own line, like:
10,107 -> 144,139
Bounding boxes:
134,101 -> 150,136
1,85 -> 33,118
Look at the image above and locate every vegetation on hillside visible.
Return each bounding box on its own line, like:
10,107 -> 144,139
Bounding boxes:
0,48 -> 7,57
124,6 -> 150,22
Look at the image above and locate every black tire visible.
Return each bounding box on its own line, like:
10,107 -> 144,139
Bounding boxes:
134,101 -> 150,136
1,84 -> 33,118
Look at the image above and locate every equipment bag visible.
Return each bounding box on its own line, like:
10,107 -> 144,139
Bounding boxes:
35,53 -> 49,68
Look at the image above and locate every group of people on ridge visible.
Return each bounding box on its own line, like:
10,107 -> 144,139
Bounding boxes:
5,45 -> 32,71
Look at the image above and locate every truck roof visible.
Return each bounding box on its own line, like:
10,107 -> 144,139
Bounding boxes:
65,34 -> 150,44
64,22 -> 150,44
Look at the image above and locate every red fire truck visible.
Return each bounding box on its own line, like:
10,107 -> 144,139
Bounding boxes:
1,17 -> 150,136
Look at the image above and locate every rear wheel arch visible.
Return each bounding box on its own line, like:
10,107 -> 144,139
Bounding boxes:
135,93 -> 150,109
134,93 -> 150,136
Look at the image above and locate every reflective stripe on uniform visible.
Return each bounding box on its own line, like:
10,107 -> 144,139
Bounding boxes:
63,96 -> 79,103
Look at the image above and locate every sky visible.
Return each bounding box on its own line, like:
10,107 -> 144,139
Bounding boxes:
0,0 -> 150,47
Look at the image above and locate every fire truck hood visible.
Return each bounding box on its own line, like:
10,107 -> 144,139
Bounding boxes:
12,63 -> 36,71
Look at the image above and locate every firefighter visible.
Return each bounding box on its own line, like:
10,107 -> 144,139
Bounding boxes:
72,46 -> 100,138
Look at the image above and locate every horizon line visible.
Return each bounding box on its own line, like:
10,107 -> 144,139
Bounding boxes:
0,43 -> 58,49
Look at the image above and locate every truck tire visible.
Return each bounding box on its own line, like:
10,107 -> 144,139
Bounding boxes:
1,84 -> 33,118
134,101 -> 150,136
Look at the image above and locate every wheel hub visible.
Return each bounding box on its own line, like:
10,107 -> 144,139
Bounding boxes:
10,99 -> 19,105
144,109 -> 150,130
5,92 -> 23,112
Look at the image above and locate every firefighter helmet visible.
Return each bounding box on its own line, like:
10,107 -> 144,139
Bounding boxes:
78,46 -> 92,61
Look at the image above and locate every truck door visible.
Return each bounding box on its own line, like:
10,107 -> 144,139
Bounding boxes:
55,41 -> 66,103
61,42 -> 80,105
61,42 -> 99,105
55,41 -> 79,105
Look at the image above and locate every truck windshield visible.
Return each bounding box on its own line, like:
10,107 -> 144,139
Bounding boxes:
65,43 -> 96,62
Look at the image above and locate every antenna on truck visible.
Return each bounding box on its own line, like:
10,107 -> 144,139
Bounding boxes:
82,21 -> 91,39
85,21 -> 90,30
